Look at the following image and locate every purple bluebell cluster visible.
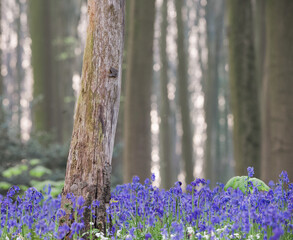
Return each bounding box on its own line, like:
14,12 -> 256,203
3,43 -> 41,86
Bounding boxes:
0,168 -> 292,240
108,169 -> 292,239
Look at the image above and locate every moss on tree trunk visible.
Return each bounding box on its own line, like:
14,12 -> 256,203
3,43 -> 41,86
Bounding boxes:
62,0 -> 125,231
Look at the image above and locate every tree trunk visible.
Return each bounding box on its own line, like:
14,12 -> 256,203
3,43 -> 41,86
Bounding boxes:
252,0 -> 266,93
29,0 -> 81,143
62,0 -> 125,230
204,0 -> 225,185
0,0 -> 3,125
175,0 -> 194,185
16,0 -> 23,137
123,0 -> 155,183
228,0 -> 261,177
261,0 -> 293,183
29,0 -> 55,138
159,0 -> 173,189
50,0 -> 82,143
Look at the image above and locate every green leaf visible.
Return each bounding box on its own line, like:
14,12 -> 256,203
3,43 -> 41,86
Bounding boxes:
29,158 -> 41,166
30,180 -> 64,197
2,164 -> 28,178
29,166 -> 52,178
224,176 -> 270,193
0,181 -> 11,190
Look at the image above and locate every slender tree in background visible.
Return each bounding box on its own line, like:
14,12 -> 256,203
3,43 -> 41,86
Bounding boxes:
175,0 -> 194,184
112,0 -> 132,186
228,0 -> 261,177
62,0 -> 125,229
50,0 -> 82,143
159,0 -> 173,189
29,0 -> 54,139
252,0 -> 266,92
15,0 -> 23,137
29,0 -> 81,143
123,0 -> 155,183
261,0 -> 293,182
0,0 -> 3,126
204,0 -> 225,185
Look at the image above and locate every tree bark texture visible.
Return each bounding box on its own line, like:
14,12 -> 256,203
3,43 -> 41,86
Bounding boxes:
261,0 -> 293,183
62,0 -> 125,230
159,0 -> 173,189
228,0 -> 261,177
175,0 -> 194,185
123,0 -> 155,183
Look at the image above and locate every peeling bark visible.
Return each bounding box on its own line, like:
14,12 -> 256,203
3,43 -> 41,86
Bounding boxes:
62,0 -> 125,231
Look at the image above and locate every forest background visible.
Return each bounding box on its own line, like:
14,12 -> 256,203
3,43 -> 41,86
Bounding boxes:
0,0 -> 292,195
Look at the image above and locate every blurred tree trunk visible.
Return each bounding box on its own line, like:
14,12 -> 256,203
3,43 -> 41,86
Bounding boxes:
16,0 -> 23,137
159,0 -> 173,189
175,0 -> 194,184
204,0 -> 225,185
29,0 -> 54,139
29,0 -> 81,143
261,0 -> 293,182
228,0 -> 261,177
0,0 -> 3,125
252,0 -> 266,92
50,0 -> 82,143
62,0 -> 125,230
123,0 -> 155,183
111,0 -> 131,186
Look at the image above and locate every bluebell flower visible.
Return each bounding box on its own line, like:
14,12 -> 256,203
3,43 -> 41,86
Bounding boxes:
145,232 -> 152,239
132,176 -> 140,183
77,196 -> 85,207
151,173 -> 155,182
247,166 -> 254,178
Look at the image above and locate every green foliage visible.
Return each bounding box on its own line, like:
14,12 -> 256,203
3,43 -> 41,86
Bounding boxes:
0,181 -> 11,190
0,122 -> 68,195
2,164 -> 28,178
30,180 -> 64,197
29,166 -> 52,178
224,176 -> 270,193
29,158 -> 41,166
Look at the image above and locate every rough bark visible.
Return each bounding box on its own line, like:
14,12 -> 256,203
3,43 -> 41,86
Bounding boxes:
159,0 -> 173,189
261,0 -> 293,183
62,0 -> 125,230
228,0 -> 261,177
175,0 -> 194,184
123,0 -> 155,183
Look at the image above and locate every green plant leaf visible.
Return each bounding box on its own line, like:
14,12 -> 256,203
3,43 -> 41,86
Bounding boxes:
29,166 -> 52,178
2,164 -> 28,178
29,158 -> 41,166
224,176 -> 270,193
0,181 -> 11,190
30,180 -> 64,197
